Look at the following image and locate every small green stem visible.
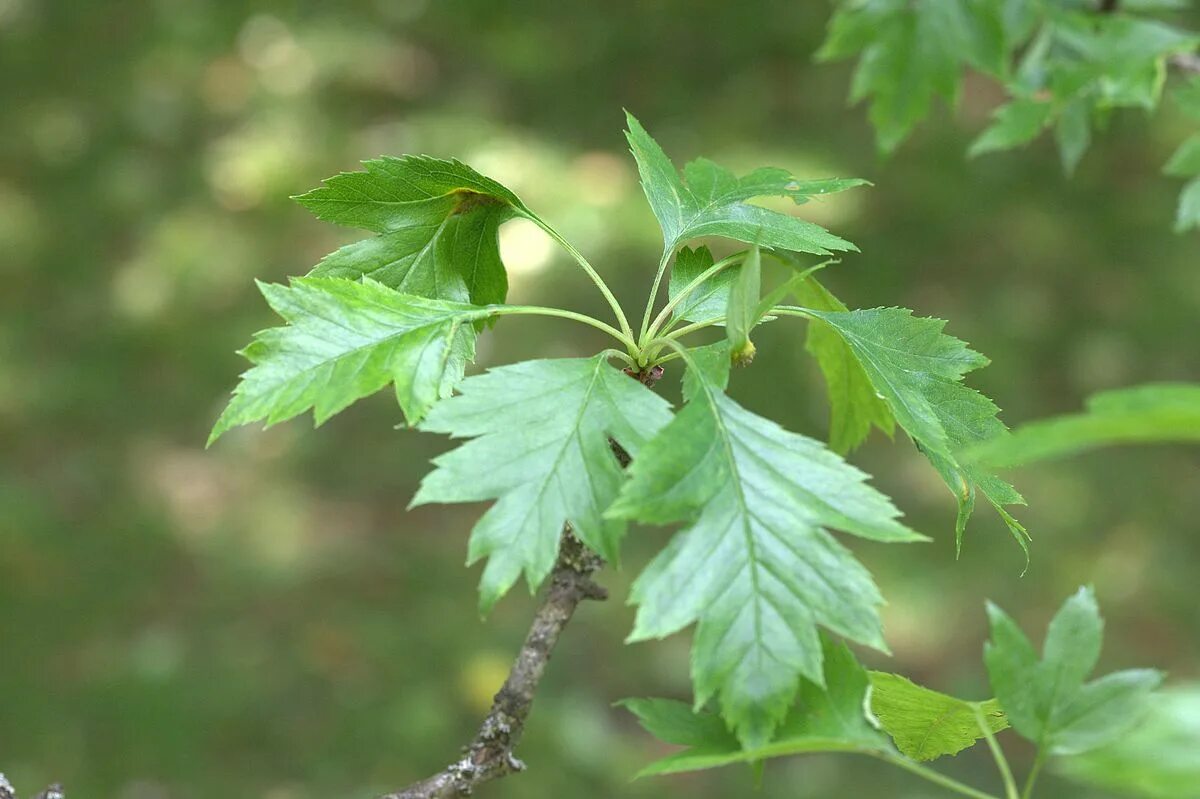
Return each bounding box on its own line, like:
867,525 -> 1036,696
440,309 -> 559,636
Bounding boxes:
638,248 -> 675,344
598,348 -> 637,369
659,316 -> 725,343
490,305 -> 638,353
771,305 -> 817,319
974,706 -> 1020,799
1021,752 -> 1045,799
642,251 -> 745,345
648,350 -> 684,367
640,316 -> 726,365
527,215 -> 634,342
872,752 -> 1002,799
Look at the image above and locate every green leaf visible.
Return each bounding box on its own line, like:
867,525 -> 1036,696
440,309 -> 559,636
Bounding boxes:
969,98 -> 1054,157
624,112 -> 864,255
1055,95 -> 1093,175
297,156 -> 534,308
1172,76 -> 1200,123
1057,685 -> 1200,799
210,278 -> 492,444
968,383 -> 1200,467
800,307 -> 1026,555
819,0 -> 1007,153
1175,177 -> 1200,232
668,246 -> 736,324
624,638 -> 891,776
725,246 -> 761,367
869,672 -> 1009,762
985,586 -> 1164,756
412,356 -> 672,612
1051,17 -> 1198,110
1164,136 -> 1200,178
792,276 -> 894,454
608,351 -> 924,748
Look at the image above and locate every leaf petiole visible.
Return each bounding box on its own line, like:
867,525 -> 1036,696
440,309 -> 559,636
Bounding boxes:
974,705 -> 1020,799
871,752 -> 1003,799
1021,751 -> 1045,799
637,248 -> 676,344
490,304 -> 639,355
641,250 -> 746,346
526,214 -> 635,342
598,348 -> 638,369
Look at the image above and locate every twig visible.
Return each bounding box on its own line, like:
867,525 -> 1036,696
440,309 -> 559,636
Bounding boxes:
0,776 -> 64,799
1171,53 -> 1200,76
381,528 -> 608,799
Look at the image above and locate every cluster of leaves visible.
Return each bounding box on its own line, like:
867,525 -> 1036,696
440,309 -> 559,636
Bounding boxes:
211,113 -> 1033,753
626,587 -> 1163,798
819,0 -> 1200,230
209,114 -> 1200,795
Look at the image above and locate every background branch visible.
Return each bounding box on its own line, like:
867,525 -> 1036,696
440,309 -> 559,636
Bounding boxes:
0,775 -> 64,799
1172,53 -> 1200,76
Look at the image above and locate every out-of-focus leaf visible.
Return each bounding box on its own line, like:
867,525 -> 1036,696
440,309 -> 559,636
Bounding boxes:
1164,136 -> 1200,177
818,0 -> 1007,153
985,586 -> 1163,756
968,383 -> 1200,467
969,98 -> 1054,157
1056,95 -> 1094,175
1058,685 -> 1200,799
1175,178 -> 1200,232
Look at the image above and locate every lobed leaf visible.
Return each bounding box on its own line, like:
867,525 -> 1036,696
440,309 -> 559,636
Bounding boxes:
792,276 -> 894,454
667,245 -> 737,325
209,278 -> 491,443
413,356 -> 672,612
985,586 -> 1164,756
296,155 -> 534,308
624,112 -> 864,255
819,0 -> 1007,153
608,350 -> 924,748
799,307 -> 1027,555
623,638 -> 891,776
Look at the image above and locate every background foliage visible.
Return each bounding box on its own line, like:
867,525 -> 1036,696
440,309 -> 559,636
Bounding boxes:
1,1 -> 1198,797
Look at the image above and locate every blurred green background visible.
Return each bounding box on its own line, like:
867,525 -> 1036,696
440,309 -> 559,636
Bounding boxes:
2,1 -> 1198,797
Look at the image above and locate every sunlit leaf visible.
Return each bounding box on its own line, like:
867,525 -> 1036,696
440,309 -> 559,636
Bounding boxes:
869,672 -> 1009,762
413,356 -> 672,612
608,350 -> 924,748
210,278 -> 491,442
